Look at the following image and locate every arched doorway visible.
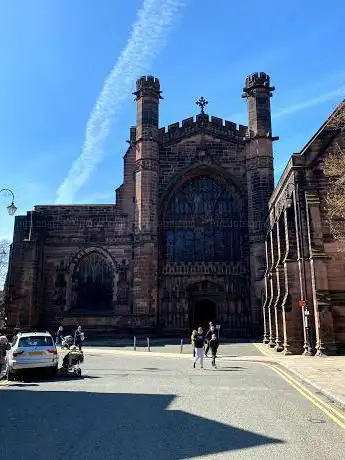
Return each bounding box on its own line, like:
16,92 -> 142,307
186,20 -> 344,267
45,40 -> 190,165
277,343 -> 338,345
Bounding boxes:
192,298 -> 216,331
71,252 -> 114,313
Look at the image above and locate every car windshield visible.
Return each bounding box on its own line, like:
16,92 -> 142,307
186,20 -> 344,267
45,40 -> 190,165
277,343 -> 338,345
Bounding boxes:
18,336 -> 54,348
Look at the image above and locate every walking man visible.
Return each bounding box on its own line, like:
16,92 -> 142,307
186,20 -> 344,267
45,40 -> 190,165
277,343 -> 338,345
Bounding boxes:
209,333 -> 219,368
74,325 -> 84,351
205,324 -> 216,357
55,325 -> 64,345
193,327 -> 205,369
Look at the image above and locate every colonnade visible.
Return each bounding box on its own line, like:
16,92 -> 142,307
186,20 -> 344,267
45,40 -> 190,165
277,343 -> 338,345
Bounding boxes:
262,183 -> 336,355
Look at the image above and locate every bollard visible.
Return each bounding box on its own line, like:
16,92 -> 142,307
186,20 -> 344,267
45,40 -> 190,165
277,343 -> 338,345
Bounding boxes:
133,336 -> 136,351
147,337 -> 151,352
180,339 -> 183,353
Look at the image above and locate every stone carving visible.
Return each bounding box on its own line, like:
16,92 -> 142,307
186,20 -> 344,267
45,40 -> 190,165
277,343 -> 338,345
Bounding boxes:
135,158 -> 159,172
162,262 -> 248,275
54,261 -> 67,307
116,259 -> 130,304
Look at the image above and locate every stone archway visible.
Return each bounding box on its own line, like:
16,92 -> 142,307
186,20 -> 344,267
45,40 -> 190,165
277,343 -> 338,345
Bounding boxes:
66,247 -> 118,314
187,280 -> 224,331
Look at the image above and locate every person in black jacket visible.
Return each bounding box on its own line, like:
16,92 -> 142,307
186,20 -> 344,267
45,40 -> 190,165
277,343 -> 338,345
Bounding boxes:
209,334 -> 219,368
205,325 -> 216,357
74,325 -> 84,351
55,325 -> 64,345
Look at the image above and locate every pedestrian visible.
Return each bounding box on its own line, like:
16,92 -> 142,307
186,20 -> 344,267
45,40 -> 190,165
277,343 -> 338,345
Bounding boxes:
0,335 -> 10,379
191,329 -> 197,357
55,325 -> 64,345
193,327 -> 205,369
209,333 -> 219,368
74,325 -> 84,351
205,324 -> 216,357
11,330 -> 20,346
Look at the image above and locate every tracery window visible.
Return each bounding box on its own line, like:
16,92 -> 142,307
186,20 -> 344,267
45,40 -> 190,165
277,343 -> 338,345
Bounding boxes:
164,175 -> 242,263
72,252 -> 114,311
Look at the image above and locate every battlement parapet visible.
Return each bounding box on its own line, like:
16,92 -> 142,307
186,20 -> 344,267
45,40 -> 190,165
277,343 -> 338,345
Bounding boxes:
243,72 -> 275,95
245,72 -> 270,88
158,115 -> 248,143
136,75 -> 160,91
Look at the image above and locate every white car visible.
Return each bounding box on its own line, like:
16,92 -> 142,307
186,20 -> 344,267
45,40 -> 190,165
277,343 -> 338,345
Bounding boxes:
6,332 -> 58,379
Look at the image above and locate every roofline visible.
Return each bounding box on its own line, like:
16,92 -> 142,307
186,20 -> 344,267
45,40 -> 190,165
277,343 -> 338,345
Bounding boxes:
295,97 -> 345,158
269,97 -> 344,207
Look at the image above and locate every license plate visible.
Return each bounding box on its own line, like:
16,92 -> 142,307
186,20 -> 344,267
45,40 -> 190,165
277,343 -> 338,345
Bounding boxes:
29,351 -> 43,356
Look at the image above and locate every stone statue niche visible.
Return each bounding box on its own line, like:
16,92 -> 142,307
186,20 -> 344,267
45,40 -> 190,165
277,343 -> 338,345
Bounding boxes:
54,261 -> 67,309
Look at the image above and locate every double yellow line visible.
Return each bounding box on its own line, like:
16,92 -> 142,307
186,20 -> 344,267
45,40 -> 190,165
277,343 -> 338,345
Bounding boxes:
264,362 -> 345,431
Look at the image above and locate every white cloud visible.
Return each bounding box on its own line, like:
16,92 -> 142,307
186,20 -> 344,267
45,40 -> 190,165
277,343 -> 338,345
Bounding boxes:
55,0 -> 185,204
273,86 -> 345,119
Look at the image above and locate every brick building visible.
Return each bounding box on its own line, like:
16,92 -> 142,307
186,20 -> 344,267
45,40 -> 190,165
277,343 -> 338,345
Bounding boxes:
5,72 -> 276,337
263,101 -> 345,355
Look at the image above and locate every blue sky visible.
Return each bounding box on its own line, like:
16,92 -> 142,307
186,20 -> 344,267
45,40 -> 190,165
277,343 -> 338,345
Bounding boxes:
1,0 -> 345,241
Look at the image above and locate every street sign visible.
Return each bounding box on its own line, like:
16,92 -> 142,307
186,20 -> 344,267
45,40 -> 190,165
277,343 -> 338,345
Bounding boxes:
216,325 -> 221,329
298,300 -> 306,308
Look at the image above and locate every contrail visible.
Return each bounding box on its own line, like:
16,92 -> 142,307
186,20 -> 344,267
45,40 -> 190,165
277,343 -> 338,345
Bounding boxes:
55,0 -> 185,204
274,85 -> 345,119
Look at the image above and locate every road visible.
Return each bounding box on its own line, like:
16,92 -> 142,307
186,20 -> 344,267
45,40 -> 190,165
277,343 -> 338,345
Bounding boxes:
1,343 -> 345,460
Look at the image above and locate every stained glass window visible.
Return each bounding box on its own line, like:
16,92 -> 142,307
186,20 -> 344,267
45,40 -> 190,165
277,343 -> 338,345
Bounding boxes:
164,176 -> 242,263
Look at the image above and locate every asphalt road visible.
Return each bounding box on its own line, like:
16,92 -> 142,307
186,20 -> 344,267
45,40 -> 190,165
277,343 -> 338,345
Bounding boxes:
1,347 -> 345,460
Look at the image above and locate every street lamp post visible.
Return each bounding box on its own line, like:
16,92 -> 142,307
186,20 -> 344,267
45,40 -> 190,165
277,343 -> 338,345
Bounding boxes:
0,189 -> 17,216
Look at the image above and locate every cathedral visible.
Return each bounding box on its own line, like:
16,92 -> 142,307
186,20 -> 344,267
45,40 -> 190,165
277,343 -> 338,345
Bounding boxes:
5,72 -> 276,337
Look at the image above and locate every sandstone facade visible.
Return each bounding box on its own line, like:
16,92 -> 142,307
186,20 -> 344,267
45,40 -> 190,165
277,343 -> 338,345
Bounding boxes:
263,103 -> 345,355
5,73 -> 276,337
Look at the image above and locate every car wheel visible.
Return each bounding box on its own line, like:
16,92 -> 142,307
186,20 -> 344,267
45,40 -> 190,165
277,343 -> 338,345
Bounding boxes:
6,366 -> 15,381
49,365 -> 58,378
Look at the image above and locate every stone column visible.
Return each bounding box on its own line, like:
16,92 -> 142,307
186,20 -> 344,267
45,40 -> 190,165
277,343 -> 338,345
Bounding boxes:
305,192 -> 336,355
292,185 -> 312,355
282,205 -> 305,354
273,219 -> 284,351
262,238 -> 270,344
267,228 -> 276,347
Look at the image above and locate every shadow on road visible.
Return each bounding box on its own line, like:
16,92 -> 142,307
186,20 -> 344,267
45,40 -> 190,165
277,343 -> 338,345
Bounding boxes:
0,390 -> 284,459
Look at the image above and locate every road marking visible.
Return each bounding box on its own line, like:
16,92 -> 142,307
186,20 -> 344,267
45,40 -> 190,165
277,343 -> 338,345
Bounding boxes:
252,342 -> 273,356
263,363 -> 345,431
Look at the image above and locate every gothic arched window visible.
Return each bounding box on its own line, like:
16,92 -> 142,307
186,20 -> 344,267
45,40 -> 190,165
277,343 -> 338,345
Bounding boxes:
163,175 -> 242,263
72,252 -> 114,312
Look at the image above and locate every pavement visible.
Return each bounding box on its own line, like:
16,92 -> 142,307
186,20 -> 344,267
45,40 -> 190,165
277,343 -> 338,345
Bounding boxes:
1,347 -> 345,459
254,342 -> 345,408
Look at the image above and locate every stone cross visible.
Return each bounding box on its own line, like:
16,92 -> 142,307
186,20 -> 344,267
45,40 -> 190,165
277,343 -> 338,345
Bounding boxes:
196,96 -> 208,114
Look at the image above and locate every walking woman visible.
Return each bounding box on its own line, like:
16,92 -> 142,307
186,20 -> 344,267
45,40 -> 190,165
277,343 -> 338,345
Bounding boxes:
193,327 -> 205,369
